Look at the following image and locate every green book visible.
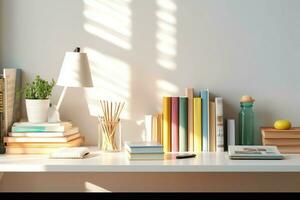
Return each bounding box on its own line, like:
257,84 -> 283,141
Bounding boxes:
179,97 -> 188,152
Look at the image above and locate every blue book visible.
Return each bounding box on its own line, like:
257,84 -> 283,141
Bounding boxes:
124,141 -> 164,154
200,89 -> 209,152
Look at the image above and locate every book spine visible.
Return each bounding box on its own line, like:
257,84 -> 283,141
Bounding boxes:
215,97 -> 224,152
179,97 -> 188,152
200,89 -> 209,152
193,97 -> 202,153
171,97 -> 179,152
209,101 -> 216,152
145,115 -> 153,142
227,119 -> 235,146
185,88 -> 194,152
152,115 -> 158,142
157,113 -> 163,144
162,97 -> 171,152
11,126 -> 65,132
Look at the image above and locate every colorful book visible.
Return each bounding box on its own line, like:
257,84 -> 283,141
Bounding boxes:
179,97 -> 188,152
8,127 -> 79,137
185,88 -> 194,152
209,101 -> 216,152
6,140 -> 85,155
162,97 -> 171,152
152,113 -> 163,144
200,89 -> 209,152
263,138 -> 300,146
124,141 -> 163,148
171,97 -> 179,152
215,97 -> 224,152
193,97 -> 202,153
127,152 -> 165,160
125,141 -> 164,153
12,122 -> 73,132
261,128 -> 300,138
277,146 -> 300,154
4,133 -> 81,143
5,136 -> 85,148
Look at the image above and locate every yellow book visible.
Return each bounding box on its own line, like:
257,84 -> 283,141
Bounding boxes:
152,113 -> 163,144
162,97 -> 171,152
193,97 -> 202,153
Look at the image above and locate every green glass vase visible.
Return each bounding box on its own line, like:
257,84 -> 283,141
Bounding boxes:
239,102 -> 254,145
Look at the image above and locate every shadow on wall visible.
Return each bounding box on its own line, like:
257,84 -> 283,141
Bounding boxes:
81,0 -> 180,143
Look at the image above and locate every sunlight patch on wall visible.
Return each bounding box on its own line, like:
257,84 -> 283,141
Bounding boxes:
83,0 -> 132,50
156,0 -> 177,71
84,47 -> 131,119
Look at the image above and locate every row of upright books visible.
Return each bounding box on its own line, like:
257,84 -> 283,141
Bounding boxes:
0,68 -> 22,154
4,121 -> 84,154
146,88 -> 230,153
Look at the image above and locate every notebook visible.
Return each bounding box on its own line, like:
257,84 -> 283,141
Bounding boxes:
228,145 -> 284,160
50,147 -> 90,159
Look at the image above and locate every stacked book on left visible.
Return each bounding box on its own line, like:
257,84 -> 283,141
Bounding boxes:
4,121 -> 84,154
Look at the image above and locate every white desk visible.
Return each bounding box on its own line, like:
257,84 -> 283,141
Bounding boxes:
0,147 -> 300,192
0,147 -> 299,172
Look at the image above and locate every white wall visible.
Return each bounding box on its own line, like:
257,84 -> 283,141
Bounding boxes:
1,0 -> 300,145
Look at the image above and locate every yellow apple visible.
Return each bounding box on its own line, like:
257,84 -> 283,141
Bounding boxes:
274,120 -> 291,130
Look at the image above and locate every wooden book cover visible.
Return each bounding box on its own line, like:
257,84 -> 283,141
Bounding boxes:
4,133 -> 81,143
209,101 -> 216,152
193,97 -> 202,153
6,136 -> 84,148
179,97 -> 188,152
261,128 -> 300,139
277,146 -> 300,154
5,138 -> 84,155
185,88 -> 194,152
171,97 -> 179,152
263,138 -> 300,146
162,97 -> 171,152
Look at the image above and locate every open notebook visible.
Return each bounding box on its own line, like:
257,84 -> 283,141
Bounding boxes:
50,147 -> 90,159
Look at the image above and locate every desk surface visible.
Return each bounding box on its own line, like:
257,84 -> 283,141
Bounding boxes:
0,147 -> 300,172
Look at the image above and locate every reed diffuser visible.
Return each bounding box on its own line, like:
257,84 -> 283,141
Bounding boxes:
98,100 -> 125,152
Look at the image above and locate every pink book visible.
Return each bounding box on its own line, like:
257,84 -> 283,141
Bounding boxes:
171,97 -> 179,152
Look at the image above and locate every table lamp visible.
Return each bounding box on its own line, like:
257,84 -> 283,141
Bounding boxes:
48,47 -> 93,122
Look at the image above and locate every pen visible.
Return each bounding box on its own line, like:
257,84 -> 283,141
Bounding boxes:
176,153 -> 196,159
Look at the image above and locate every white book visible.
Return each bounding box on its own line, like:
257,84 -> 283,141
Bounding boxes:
215,97 -> 224,152
228,145 -> 284,160
144,115 -> 153,142
8,127 -> 79,137
227,119 -> 235,146
50,147 -> 90,159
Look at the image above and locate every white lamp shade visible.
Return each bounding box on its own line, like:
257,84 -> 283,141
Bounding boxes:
57,52 -> 93,87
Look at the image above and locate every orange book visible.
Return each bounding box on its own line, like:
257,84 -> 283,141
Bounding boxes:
163,97 -> 171,152
261,127 -> 300,138
209,101 -> 216,152
185,88 -> 194,152
277,146 -> 300,154
6,136 -> 85,148
263,138 -> 300,146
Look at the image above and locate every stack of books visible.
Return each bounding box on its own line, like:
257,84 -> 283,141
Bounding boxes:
261,127 -> 300,154
125,141 -> 164,160
4,121 -> 84,154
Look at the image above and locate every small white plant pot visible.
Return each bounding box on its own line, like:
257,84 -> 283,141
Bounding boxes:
25,99 -> 50,123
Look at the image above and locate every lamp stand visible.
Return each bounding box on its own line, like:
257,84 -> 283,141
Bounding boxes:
48,86 -> 68,123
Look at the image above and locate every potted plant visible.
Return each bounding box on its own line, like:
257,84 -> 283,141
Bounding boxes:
24,75 -> 55,123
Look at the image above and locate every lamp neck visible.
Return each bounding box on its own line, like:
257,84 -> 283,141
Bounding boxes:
56,86 -> 68,111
